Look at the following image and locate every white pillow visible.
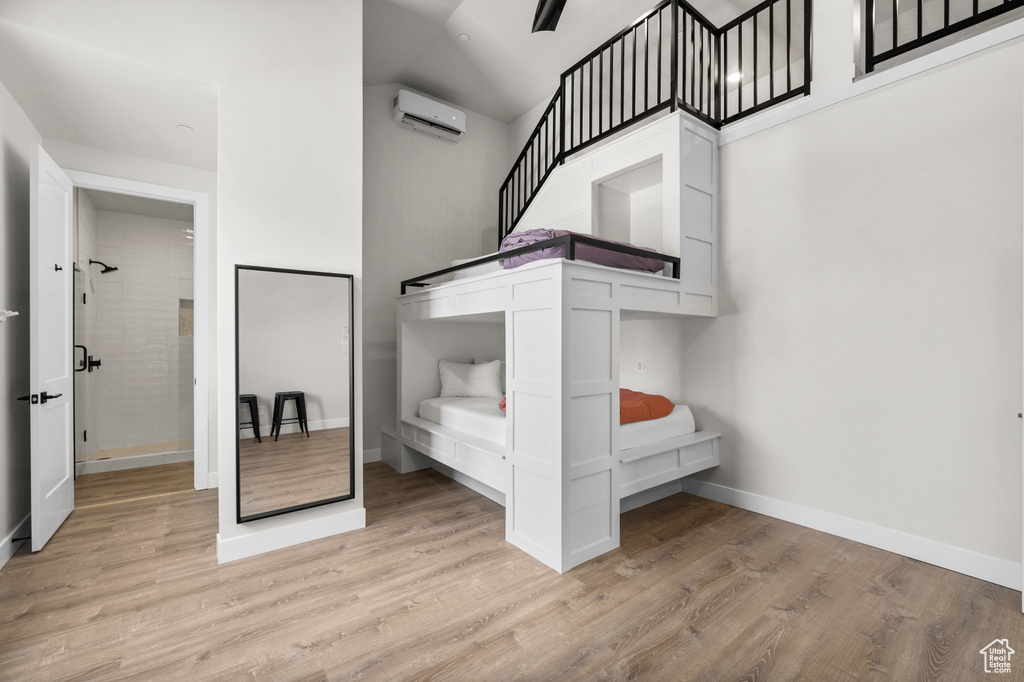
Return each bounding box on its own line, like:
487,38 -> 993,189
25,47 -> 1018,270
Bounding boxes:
439,360 -> 503,398
474,358 -> 506,394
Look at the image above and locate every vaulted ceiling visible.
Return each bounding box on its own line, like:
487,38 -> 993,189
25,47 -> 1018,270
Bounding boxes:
364,0 -> 760,123
0,0 -> 760,174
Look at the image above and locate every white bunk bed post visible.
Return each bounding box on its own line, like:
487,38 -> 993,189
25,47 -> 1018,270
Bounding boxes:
504,266 -> 623,573
562,265 -> 622,569
503,269 -> 565,569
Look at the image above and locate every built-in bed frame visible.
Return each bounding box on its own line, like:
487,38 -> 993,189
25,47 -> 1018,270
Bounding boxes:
389,112 -> 721,573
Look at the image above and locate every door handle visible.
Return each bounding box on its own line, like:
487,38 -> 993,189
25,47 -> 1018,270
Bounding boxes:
74,345 -> 87,372
87,356 -> 102,372
40,391 -> 62,404
17,394 -> 38,404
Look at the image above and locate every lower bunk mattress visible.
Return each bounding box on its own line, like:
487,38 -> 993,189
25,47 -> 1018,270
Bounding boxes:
417,397 -> 696,448
418,397 -> 507,444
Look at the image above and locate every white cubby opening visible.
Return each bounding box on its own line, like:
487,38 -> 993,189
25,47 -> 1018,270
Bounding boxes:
593,156 -> 666,255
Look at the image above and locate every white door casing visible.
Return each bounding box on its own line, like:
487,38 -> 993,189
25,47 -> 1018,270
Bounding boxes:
63,170 -> 211,491
30,146 -> 75,551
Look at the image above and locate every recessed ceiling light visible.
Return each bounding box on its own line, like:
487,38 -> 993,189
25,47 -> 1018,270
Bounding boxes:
177,124 -> 195,133
459,33 -> 470,41
726,71 -> 743,84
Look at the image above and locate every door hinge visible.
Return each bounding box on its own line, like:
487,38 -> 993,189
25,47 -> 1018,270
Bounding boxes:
83,429 -> 87,442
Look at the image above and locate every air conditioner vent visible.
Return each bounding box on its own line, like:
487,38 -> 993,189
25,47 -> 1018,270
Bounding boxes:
393,89 -> 466,143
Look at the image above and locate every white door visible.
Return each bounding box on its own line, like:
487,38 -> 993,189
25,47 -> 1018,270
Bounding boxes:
29,146 -> 74,551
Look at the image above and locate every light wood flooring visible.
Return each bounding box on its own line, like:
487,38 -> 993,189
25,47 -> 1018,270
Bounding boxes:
1,462 -> 1021,681
239,428 -> 352,518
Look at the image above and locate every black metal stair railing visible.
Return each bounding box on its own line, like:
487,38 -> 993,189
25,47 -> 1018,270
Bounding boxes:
499,93 -> 562,244
866,0 -> 1024,72
498,0 -> 812,241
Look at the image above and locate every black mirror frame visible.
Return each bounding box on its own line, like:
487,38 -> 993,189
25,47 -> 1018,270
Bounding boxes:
235,264 -> 356,524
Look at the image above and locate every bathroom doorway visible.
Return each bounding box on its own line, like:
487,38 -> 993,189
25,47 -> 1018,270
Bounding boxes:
73,188 -> 195,477
66,171 -> 210,491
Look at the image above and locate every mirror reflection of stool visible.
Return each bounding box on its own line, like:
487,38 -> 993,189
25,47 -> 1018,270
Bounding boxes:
239,393 -> 261,443
271,391 -> 309,441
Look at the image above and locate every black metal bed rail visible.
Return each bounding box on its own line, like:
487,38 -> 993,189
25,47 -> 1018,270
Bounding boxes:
400,234 -> 680,295
498,0 -> 812,242
866,0 -> 1024,72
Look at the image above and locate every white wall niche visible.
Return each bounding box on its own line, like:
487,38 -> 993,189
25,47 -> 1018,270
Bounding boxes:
594,157 -> 665,253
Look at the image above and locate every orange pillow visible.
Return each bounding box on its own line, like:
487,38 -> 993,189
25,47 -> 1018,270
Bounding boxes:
620,388 -> 674,424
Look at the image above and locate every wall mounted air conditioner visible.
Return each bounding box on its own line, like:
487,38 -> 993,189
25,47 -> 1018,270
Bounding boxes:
393,89 -> 466,143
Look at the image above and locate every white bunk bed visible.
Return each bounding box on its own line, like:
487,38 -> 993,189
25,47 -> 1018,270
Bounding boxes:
409,395 -> 718,504
389,112 -> 721,573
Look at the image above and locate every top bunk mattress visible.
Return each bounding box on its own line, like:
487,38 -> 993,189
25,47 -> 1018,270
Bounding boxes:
418,398 -> 695,450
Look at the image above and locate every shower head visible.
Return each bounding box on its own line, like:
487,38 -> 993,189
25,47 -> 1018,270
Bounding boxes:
88,259 -> 118,274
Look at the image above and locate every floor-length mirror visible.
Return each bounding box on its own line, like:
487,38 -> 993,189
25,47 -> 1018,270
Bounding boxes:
235,265 -> 354,522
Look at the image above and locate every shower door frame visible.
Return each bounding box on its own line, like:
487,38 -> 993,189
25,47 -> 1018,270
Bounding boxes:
66,170 -> 211,491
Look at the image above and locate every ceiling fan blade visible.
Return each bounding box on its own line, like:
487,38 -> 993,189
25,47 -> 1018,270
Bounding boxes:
532,0 -> 568,32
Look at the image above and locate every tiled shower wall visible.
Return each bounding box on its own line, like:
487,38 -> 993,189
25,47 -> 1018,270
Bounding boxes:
91,209 -> 194,459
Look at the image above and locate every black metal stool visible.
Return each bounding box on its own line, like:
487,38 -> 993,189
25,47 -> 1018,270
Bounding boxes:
271,391 -> 309,441
238,393 -> 261,443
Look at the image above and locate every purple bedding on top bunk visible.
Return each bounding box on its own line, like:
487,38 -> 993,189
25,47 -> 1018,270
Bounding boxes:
499,229 -> 665,273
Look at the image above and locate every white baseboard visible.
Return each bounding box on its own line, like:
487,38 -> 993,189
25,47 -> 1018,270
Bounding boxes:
216,506 -> 366,564
247,417 -> 349,439
79,449 -> 194,475
679,479 -> 1021,591
207,471 -> 219,489
363,448 -> 381,463
0,515 -> 31,572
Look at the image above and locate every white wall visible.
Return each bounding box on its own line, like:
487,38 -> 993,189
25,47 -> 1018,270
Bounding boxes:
210,1 -> 365,560
0,78 -> 41,565
362,83 -> 510,455
509,97 -> 552,164
680,39 -> 1024,573
237,269 -> 350,436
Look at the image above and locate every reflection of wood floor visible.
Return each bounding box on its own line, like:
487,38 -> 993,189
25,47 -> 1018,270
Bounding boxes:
2,462 -> 1021,680
239,427 -> 351,518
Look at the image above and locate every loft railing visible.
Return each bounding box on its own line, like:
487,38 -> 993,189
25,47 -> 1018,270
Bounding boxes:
499,0 -> 812,241
866,0 -> 1024,71
720,0 -> 812,125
